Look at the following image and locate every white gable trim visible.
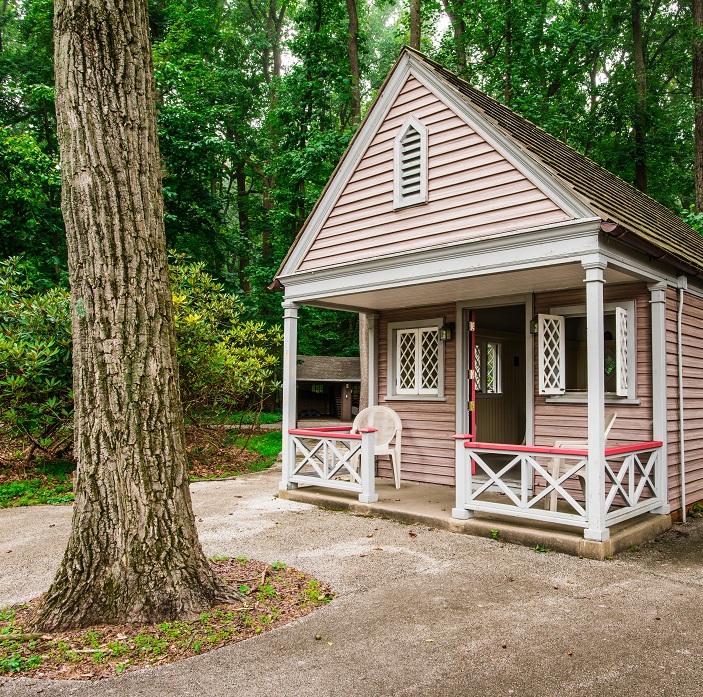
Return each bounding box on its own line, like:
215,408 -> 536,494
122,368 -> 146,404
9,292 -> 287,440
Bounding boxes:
279,52 -> 597,278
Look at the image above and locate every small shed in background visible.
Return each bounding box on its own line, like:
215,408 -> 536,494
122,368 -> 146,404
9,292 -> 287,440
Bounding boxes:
296,356 -> 361,422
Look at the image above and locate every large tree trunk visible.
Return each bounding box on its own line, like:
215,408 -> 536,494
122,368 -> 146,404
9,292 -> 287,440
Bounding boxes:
631,0 -> 648,192
35,0 -> 236,632
409,0 -> 421,50
694,0 -> 703,211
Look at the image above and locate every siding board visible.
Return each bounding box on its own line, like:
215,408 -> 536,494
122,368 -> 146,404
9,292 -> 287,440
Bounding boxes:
667,289 -> 703,512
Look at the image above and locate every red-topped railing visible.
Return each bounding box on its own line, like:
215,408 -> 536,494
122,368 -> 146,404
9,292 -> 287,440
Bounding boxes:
451,437 -> 664,530
283,426 -> 379,503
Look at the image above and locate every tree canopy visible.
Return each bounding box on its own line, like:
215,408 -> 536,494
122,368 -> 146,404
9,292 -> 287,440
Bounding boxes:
1,0 -> 700,349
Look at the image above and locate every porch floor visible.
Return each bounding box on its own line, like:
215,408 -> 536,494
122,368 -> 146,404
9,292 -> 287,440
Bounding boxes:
278,477 -> 672,560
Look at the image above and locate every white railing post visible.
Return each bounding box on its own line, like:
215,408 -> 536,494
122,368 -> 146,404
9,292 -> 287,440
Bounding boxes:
648,281 -> 669,514
280,300 -> 299,492
583,259 -> 609,541
452,438 -> 472,519
358,429 -> 378,503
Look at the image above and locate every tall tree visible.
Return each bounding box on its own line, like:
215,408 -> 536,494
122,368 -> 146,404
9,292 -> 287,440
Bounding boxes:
631,0 -> 648,192
694,0 -> 703,211
35,0 -> 237,631
409,0 -> 420,49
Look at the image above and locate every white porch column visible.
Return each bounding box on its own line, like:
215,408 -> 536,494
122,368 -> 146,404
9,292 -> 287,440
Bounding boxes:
648,281 -> 670,514
366,313 -> 380,408
583,259 -> 609,541
280,300 -> 299,491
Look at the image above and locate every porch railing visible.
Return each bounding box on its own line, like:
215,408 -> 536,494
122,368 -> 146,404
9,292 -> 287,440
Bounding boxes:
286,426 -> 379,503
453,437 -> 663,530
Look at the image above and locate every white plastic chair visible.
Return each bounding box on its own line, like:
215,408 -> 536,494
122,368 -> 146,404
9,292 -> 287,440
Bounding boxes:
546,412 -> 617,512
351,406 -> 403,488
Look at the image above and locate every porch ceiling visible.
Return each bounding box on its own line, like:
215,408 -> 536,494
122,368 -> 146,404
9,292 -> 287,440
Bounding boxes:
305,262 -> 637,312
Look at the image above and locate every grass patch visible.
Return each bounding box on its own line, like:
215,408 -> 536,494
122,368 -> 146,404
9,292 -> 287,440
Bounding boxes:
233,431 -> 282,470
0,559 -> 333,681
0,429 -> 283,507
0,460 -> 75,508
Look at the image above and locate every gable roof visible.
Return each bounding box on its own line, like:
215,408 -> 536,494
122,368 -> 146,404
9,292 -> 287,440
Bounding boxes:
276,48 -> 702,280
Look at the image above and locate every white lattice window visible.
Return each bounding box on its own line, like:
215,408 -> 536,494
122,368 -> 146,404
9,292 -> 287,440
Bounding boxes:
394,115 -> 428,209
538,314 -> 565,395
541,302 -> 635,399
474,341 -> 502,394
389,319 -> 443,398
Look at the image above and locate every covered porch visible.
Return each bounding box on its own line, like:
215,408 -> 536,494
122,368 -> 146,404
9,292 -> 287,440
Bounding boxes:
278,238 -> 673,551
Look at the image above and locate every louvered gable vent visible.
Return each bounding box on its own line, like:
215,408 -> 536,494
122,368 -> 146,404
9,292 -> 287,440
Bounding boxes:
394,116 -> 427,208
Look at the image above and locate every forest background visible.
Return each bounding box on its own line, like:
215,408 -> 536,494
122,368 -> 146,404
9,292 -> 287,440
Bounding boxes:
1,0 -> 700,357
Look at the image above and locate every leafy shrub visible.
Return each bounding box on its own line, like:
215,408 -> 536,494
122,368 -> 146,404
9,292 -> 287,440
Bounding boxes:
0,257 -> 73,459
169,253 -> 282,424
0,254 -> 282,460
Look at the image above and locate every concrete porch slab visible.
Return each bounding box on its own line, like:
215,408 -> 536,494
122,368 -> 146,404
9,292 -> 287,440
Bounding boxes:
279,478 -> 672,560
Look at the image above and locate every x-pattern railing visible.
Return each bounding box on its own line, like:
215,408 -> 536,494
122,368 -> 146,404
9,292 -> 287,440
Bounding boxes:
453,438 -> 664,531
286,426 -> 379,503
604,445 -> 660,524
291,433 -> 362,487
463,444 -> 589,527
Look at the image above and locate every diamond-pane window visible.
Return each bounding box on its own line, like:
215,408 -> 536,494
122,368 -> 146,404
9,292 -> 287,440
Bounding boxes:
474,341 -> 501,394
420,328 -> 439,391
397,330 -> 417,392
538,314 -> 566,395
474,344 -> 482,393
394,324 -> 441,396
616,306 -> 629,397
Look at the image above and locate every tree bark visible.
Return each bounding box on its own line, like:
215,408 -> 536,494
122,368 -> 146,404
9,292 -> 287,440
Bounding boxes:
346,0 -> 361,125
631,0 -> 648,192
694,0 -> 703,211
440,0 -> 467,77
409,0 -> 421,50
35,0 -> 237,632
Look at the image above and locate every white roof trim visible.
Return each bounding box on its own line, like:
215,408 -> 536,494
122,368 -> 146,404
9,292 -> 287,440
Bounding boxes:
279,52 -> 597,278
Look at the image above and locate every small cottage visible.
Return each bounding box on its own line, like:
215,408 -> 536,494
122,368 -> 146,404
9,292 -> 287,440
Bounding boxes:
273,48 -> 703,554
296,355 -> 361,421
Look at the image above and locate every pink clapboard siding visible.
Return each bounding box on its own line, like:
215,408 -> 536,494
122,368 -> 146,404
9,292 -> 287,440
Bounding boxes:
666,288 -> 703,512
377,304 -> 456,487
296,75 -> 571,272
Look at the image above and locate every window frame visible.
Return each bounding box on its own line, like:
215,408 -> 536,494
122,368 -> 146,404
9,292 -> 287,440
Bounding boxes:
393,115 -> 428,210
386,318 -> 445,401
545,300 -> 637,401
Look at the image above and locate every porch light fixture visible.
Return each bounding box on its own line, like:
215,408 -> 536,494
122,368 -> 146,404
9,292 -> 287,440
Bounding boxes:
529,317 -> 539,335
439,322 -> 455,341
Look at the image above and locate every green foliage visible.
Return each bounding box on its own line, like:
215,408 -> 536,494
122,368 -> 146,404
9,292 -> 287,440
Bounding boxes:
0,257 -> 73,457
169,253 -> 282,423
233,430 -> 282,466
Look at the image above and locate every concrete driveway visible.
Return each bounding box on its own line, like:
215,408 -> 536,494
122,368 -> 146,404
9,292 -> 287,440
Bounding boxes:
1,467 -> 702,697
